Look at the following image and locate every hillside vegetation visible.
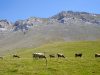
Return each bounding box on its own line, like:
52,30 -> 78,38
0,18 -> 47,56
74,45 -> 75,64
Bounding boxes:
0,41 -> 100,75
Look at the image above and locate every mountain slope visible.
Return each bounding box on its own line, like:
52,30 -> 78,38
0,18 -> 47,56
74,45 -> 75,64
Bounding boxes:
0,11 -> 100,53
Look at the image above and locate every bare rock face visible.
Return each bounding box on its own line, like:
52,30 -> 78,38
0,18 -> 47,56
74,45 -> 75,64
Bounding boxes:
51,11 -> 100,24
13,17 -> 45,31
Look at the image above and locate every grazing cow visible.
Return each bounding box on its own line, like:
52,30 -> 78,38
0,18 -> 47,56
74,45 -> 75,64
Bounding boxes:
0,56 -> 3,60
75,53 -> 82,57
33,53 -> 46,59
33,53 -> 47,66
57,53 -> 65,58
95,53 -> 100,57
13,54 -> 20,58
49,54 -> 55,58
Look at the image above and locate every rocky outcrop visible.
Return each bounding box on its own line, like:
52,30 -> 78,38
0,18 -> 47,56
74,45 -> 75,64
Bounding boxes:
13,17 -> 45,31
51,11 -> 100,24
0,19 -> 13,31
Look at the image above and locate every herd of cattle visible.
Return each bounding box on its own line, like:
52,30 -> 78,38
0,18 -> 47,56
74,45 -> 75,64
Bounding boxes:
0,53 -> 100,60
32,53 -> 100,59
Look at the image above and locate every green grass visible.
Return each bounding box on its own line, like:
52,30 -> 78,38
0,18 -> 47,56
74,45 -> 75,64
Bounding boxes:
0,41 -> 100,75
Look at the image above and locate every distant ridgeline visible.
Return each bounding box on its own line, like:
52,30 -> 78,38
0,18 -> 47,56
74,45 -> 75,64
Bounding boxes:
0,11 -> 100,32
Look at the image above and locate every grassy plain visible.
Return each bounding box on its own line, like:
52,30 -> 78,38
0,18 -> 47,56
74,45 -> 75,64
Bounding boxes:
0,41 -> 100,75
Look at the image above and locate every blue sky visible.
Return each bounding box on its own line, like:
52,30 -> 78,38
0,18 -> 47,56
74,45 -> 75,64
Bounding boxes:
0,0 -> 100,22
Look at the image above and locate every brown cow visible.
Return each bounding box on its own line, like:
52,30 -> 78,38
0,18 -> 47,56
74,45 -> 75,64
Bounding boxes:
57,53 -> 65,58
49,54 -> 55,58
13,54 -> 20,58
95,53 -> 100,57
0,56 -> 3,60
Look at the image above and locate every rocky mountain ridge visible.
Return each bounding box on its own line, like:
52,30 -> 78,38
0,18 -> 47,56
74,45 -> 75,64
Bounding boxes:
0,11 -> 100,32
51,11 -> 100,24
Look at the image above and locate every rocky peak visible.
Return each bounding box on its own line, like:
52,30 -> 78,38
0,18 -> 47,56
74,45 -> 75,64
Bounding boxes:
0,19 -> 13,31
51,11 -> 100,24
0,10 -> 100,32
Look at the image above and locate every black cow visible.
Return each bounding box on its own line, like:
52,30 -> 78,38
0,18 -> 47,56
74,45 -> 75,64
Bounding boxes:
95,53 -> 100,57
57,53 -> 65,58
75,53 -> 82,57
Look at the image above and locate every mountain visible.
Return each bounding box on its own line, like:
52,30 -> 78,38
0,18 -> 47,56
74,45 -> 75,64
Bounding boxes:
1,11 -> 100,32
0,11 -> 100,54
